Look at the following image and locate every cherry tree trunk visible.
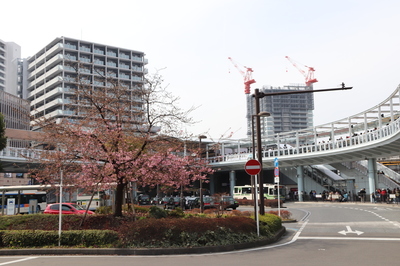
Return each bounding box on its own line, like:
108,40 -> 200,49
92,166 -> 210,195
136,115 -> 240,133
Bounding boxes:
114,182 -> 125,217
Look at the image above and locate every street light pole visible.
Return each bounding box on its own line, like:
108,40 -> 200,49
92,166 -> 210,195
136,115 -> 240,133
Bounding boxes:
252,112 -> 270,216
252,112 -> 270,235
253,83 -> 352,215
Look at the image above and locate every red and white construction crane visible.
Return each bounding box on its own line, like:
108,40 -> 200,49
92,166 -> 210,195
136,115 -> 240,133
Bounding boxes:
285,56 -> 318,86
228,57 -> 256,94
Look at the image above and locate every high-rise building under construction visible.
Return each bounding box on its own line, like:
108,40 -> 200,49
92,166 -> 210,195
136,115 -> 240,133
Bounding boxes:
248,84 -> 314,138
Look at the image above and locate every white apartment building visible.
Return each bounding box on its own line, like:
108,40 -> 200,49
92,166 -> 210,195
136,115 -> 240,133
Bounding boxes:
0,39 -> 22,96
26,36 -> 148,126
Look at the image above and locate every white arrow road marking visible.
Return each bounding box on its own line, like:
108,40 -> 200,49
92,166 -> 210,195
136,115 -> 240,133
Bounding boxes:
338,226 -> 364,236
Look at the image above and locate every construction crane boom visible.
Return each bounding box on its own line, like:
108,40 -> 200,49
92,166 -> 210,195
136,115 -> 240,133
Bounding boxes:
228,57 -> 256,94
285,56 -> 318,86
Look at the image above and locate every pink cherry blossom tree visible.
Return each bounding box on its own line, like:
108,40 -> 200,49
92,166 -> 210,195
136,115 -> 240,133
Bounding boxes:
30,67 -> 213,217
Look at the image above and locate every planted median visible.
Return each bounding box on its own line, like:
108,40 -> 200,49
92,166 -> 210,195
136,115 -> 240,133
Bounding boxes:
0,206 -> 290,249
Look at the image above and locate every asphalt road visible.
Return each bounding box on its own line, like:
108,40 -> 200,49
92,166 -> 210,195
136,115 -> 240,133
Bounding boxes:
1,202 -> 399,265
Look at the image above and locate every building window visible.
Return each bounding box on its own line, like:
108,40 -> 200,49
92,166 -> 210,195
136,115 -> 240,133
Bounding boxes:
16,173 -> 24,179
4,173 -> 12,178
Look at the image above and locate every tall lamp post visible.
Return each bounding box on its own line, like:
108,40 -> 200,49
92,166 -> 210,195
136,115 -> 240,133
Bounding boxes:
251,112 -> 270,217
253,83 -> 352,214
198,135 -> 207,213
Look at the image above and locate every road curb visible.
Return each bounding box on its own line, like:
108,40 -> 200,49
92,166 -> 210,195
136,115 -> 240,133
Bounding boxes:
0,227 -> 286,256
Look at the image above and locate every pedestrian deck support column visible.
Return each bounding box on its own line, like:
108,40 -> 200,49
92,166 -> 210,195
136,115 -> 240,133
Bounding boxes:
367,158 -> 377,203
297,165 -> 305,202
209,175 -> 215,195
229,170 -> 235,196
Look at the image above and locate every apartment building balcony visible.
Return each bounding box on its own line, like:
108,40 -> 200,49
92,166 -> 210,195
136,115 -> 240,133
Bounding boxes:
28,65 -> 63,89
28,54 -> 63,80
27,43 -> 63,71
29,87 -> 64,106
31,98 -> 69,116
31,109 -> 74,124
27,76 -> 63,100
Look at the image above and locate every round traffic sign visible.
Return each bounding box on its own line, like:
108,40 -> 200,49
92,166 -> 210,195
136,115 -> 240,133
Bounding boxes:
244,159 -> 261,176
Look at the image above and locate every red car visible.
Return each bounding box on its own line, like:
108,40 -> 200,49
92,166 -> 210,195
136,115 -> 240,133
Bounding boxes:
44,203 -> 94,215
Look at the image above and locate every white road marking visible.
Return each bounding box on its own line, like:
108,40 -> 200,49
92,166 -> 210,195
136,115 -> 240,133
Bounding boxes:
297,236 -> 400,241
338,226 -> 364,235
0,257 -> 37,265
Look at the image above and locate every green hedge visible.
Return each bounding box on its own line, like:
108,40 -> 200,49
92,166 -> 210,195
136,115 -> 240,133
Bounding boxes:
0,230 -> 119,248
257,213 -> 282,237
0,215 -> 82,231
119,216 -> 259,248
0,213 -> 283,248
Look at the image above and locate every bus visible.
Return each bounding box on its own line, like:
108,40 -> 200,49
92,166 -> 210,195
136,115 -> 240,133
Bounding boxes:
0,190 -> 47,214
76,189 -> 111,211
233,184 -> 286,201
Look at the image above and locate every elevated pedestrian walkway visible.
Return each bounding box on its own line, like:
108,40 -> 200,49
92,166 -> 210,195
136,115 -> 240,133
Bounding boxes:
205,85 -> 400,171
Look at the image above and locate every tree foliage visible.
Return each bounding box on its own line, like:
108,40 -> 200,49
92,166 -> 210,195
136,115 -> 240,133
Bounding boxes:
30,66 -> 213,216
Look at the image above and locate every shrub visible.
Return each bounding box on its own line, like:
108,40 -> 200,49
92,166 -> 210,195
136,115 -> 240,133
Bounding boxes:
257,213 -> 282,236
0,214 -> 83,231
236,198 -> 253,206
148,206 -> 167,219
119,216 -> 258,247
1,230 -> 118,247
167,207 -> 185,218
61,230 -> 119,247
0,211 -> 283,248
121,204 -> 150,216
95,206 -> 112,214
267,210 -> 292,220
265,199 -> 284,208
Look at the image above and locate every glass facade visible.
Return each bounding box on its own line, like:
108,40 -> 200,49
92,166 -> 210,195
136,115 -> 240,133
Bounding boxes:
249,84 -> 314,138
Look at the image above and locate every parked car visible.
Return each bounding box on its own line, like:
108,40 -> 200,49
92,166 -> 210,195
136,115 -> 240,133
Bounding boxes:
165,196 -> 182,209
221,196 -> 239,210
137,194 -> 151,205
161,196 -> 171,206
44,203 -> 94,215
150,196 -> 161,205
185,196 -> 200,209
203,196 -> 219,209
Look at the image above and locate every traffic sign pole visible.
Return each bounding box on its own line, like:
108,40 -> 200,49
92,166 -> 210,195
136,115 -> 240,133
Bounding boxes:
245,160 -> 261,236
274,158 -> 280,217
253,174 -> 259,236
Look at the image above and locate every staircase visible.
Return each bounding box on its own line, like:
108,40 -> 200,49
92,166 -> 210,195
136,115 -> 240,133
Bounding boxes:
304,165 -> 347,192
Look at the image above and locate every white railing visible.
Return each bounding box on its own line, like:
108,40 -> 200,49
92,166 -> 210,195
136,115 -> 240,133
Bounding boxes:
0,147 -> 42,161
207,118 -> 400,164
208,85 -> 400,164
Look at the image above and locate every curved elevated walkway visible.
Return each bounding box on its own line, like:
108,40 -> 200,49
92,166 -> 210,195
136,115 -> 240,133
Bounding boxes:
207,85 -> 400,172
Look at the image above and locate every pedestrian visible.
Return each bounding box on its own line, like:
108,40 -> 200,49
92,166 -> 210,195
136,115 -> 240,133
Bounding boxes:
359,188 -> 366,203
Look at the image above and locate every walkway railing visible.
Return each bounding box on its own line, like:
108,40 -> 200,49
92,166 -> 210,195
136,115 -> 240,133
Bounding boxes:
207,85 -> 400,164
0,147 -> 41,161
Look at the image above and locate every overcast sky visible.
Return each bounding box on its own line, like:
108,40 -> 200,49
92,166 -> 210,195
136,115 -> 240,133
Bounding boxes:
2,0 -> 400,141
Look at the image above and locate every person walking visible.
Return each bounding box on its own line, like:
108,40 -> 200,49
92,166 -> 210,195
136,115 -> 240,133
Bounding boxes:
359,188 -> 367,203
